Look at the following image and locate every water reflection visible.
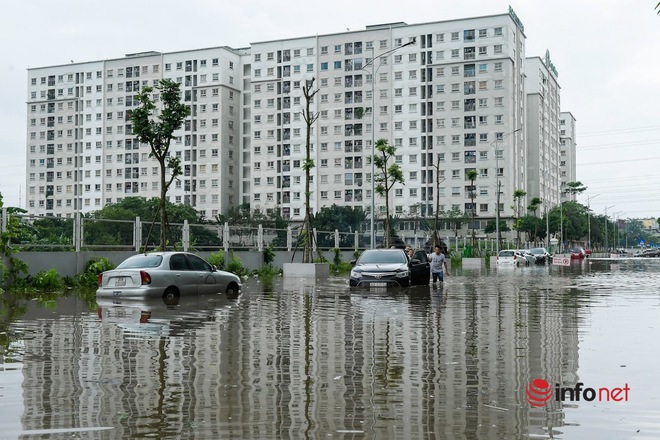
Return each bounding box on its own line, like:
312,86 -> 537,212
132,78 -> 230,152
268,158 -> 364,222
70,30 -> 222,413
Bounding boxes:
1,261 -> 659,439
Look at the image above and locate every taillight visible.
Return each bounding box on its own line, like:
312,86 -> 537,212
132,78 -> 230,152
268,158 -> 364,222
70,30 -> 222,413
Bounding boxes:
140,271 -> 151,285
497,256 -> 499,261
514,255 -> 517,260
97,273 -> 103,287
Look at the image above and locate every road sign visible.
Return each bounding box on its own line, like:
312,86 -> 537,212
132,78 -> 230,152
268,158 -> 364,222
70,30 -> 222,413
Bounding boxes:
638,239 -> 645,247
552,255 -> 571,266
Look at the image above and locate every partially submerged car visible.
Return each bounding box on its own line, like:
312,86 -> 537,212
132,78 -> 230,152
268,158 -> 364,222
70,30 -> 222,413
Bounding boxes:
96,252 -> 242,303
349,248 -> 430,288
528,247 -> 551,264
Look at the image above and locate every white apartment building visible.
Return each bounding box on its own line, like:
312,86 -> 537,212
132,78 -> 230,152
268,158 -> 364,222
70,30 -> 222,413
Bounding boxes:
559,111 -> 578,199
26,47 -> 246,218
246,13 -> 528,225
525,55 -> 561,212
27,9 -> 571,235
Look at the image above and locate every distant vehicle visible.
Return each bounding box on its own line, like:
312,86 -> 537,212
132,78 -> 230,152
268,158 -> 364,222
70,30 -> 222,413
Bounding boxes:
349,248 -> 430,287
96,252 -> 242,303
568,248 -> 586,259
496,249 -> 518,265
516,250 -> 536,266
528,247 -> 551,264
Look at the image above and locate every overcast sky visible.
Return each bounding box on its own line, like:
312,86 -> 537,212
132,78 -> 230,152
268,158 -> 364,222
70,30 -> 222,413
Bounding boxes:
1,0 -> 658,219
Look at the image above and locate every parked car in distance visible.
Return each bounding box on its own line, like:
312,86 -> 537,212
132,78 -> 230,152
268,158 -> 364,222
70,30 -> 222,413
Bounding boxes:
496,249 -> 518,265
96,252 -> 242,303
568,247 -> 586,259
529,247 -> 551,264
349,248 -> 430,288
516,250 -> 536,266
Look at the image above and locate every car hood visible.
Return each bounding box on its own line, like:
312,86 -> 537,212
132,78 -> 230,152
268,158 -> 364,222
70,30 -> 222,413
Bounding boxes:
353,263 -> 407,272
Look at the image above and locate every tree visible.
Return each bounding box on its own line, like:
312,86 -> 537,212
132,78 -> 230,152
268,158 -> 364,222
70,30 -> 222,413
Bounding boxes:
656,2 -> 660,14
512,189 -> 527,246
133,79 -> 191,251
373,139 -> 404,248
443,207 -> 466,238
466,169 -> 478,248
484,219 -> 510,235
527,197 -> 542,244
300,78 -> 320,263
564,181 -> 587,199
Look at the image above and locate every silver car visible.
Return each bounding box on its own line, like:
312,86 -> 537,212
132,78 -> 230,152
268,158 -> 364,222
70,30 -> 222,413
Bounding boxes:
96,252 -> 242,303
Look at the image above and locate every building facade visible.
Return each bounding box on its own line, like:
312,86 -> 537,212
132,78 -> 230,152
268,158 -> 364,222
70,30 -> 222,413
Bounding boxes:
26,10 -> 572,239
559,111 -> 578,199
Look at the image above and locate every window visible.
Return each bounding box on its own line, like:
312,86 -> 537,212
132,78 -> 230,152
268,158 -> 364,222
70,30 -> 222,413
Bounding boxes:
494,27 -> 503,36
494,45 -> 503,54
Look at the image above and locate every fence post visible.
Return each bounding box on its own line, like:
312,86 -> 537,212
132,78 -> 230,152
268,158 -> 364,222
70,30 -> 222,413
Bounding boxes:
287,226 -> 292,252
312,228 -> 318,252
134,216 -> 141,252
223,222 -> 229,253
75,212 -> 82,253
1,207 -> 6,234
334,229 -> 339,249
182,220 -> 190,252
258,224 -> 264,252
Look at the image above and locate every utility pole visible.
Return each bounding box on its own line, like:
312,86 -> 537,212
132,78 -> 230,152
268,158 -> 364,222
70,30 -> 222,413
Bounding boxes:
604,205 -> 615,251
492,127 -> 521,255
586,193 -> 600,250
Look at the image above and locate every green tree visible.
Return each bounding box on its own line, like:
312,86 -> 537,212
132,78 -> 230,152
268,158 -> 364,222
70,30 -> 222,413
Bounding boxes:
512,189 -> 527,246
133,79 -> 191,251
373,139 -> 404,248
527,196 -> 542,244
484,219 -> 510,235
564,181 -> 587,199
301,78 -> 319,262
443,207 -> 466,238
314,205 -> 366,248
466,169 -> 478,248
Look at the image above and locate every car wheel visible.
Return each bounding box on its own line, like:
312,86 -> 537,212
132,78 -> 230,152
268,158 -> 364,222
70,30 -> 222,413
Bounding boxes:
162,287 -> 180,306
226,282 -> 240,299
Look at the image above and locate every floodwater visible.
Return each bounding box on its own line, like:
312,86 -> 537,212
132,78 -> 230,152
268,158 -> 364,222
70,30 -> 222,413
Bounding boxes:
1,259 -> 659,440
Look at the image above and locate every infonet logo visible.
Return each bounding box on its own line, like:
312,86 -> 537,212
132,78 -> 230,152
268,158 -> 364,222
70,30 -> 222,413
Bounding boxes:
526,378 -> 630,407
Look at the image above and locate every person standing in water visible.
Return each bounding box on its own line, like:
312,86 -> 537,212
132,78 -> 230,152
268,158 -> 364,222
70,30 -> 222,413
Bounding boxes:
428,245 -> 449,283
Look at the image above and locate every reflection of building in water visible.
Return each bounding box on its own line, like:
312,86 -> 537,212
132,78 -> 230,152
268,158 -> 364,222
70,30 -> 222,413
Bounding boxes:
16,278 -> 580,438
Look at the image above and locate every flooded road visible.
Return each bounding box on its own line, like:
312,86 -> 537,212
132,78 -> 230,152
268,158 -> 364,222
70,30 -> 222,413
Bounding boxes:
1,259 -> 659,439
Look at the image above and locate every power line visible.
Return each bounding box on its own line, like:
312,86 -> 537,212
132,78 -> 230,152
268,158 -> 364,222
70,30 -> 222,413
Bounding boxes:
579,139 -> 660,151
579,125 -> 660,137
579,156 -> 660,166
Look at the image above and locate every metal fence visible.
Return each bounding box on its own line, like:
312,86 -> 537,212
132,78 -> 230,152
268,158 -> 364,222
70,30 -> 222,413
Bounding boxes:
2,209 -> 530,254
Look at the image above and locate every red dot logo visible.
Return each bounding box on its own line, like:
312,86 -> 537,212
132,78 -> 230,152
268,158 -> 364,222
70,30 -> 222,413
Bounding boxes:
526,378 -> 552,407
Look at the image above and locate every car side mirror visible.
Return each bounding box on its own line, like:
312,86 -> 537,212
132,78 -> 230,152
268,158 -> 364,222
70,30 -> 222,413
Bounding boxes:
410,258 -> 421,265
211,265 -> 218,272
350,260 -> 356,266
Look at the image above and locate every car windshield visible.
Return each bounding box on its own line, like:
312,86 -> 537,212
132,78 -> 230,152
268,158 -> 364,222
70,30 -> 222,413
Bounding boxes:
499,251 -> 514,257
529,248 -> 545,255
358,251 -> 407,264
117,254 -> 163,269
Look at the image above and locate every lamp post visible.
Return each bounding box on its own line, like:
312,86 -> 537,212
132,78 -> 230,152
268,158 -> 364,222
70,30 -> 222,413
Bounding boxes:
586,193 -> 600,250
492,127 -> 521,255
364,39 -> 416,249
604,205 -> 615,251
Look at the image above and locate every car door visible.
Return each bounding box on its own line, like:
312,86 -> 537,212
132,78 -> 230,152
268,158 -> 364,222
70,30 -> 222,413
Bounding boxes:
186,254 -> 224,295
410,250 -> 431,285
168,253 -> 198,296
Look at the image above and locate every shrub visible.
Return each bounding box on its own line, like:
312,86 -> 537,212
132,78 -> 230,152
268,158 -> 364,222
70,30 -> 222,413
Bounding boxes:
208,251 -> 225,269
74,257 -> 116,288
31,269 -> 64,291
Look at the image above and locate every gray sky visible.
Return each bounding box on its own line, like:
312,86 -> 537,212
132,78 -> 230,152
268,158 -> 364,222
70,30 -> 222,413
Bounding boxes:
1,0 -> 659,219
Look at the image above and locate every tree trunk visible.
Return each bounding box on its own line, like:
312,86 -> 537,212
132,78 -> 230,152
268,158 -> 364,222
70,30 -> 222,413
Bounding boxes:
159,158 -> 167,251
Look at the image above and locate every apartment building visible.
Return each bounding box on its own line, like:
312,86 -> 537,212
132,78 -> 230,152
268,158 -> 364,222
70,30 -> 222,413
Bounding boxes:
246,13 -> 528,225
26,47 -> 246,218
525,55 -> 561,211
559,111 -> 578,199
27,9 -> 570,233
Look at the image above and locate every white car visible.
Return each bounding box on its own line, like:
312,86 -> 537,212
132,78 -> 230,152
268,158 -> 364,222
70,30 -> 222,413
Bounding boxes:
496,249 -> 518,265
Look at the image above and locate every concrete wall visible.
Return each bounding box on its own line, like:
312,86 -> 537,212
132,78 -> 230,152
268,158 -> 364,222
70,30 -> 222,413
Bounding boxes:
7,249 -> 358,277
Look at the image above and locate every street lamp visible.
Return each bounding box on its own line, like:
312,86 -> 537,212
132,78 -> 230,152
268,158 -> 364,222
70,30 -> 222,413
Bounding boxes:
604,205 -> 615,250
492,127 -> 521,255
364,39 -> 416,249
613,211 -> 622,249
586,193 -> 600,250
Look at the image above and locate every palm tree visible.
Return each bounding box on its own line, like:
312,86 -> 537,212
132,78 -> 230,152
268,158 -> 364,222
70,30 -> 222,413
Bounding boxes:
512,189 -> 527,247
466,169 -> 478,249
